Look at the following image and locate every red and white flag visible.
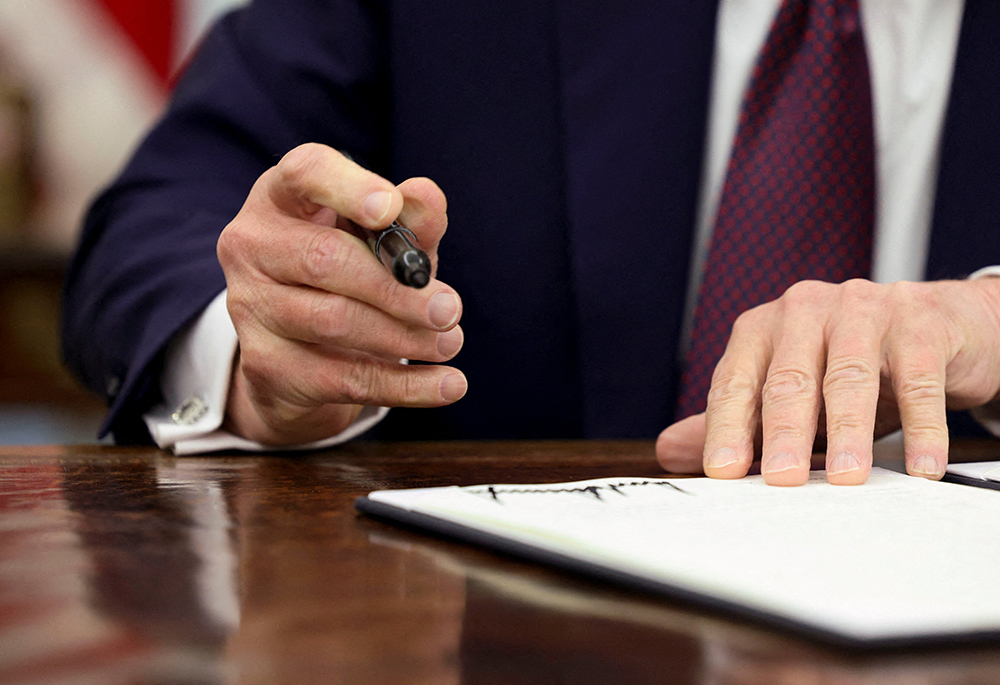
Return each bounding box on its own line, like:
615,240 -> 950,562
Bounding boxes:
0,0 -> 247,247
90,0 -> 179,91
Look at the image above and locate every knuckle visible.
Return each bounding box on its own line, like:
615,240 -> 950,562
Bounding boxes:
762,365 -> 815,404
427,209 -> 449,241
887,279 -> 921,302
823,356 -> 879,393
888,280 -> 940,314
225,288 -> 256,328
895,373 -> 945,405
303,230 -> 349,283
238,347 -> 277,392
266,401 -> 310,427
838,277 -> 878,304
277,143 -> 327,188
707,368 -> 759,407
216,225 -> 237,268
780,279 -> 829,306
310,294 -> 353,342
417,176 -> 446,201
825,413 -> 869,434
388,326 -> 425,360
217,219 -> 253,273
729,306 -> 767,339
904,421 -> 948,442
900,405 -> 949,442
764,418 -> 810,442
399,369 -> 427,404
728,312 -> 752,339
335,361 -> 428,406
335,362 -> 379,406
373,269 -> 403,306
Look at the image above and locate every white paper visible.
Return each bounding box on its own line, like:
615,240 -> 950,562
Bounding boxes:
369,468 -> 1000,642
947,460 -> 1000,482
984,465 -> 1000,483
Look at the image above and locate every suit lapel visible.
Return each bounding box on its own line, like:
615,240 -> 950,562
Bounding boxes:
927,0 -> 1000,280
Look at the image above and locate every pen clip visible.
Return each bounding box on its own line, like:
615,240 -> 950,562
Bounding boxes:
373,223 -> 420,266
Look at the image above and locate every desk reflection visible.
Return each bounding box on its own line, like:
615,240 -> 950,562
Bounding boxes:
375,530 -> 1000,685
1,442 -> 999,685
1,452 -> 465,684
61,460 -> 238,675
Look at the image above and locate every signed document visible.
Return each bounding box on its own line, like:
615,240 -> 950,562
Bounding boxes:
357,468 -> 1000,647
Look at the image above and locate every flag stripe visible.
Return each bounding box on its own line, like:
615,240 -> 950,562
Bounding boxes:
92,0 -> 176,87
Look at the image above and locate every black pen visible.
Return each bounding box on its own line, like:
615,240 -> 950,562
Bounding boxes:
365,222 -> 431,288
336,151 -> 430,287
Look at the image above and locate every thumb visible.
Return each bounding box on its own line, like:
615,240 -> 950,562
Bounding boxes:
656,413 -> 708,474
267,143 -> 404,229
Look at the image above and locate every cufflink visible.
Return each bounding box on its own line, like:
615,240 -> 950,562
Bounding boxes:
172,396 -> 208,425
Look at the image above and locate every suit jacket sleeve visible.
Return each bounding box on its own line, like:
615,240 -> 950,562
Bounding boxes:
61,0 -> 391,443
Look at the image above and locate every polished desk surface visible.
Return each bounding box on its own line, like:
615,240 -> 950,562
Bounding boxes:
2,439 -> 1000,685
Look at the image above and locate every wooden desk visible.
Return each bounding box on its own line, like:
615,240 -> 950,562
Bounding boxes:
1,440 -> 999,684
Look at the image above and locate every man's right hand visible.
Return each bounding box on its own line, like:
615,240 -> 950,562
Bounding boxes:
216,143 -> 466,445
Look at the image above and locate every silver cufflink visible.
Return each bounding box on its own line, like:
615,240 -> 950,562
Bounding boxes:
172,396 -> 208,425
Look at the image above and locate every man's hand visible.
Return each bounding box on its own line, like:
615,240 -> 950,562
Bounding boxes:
657,278 -> 1000,485
216,143 -> 466,445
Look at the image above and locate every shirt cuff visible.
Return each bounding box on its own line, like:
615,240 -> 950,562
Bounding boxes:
969,265 -> 1000,281
143,290 -> 389,455
967,267 -> 1000,437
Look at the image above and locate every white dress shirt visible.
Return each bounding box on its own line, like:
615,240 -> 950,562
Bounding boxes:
145,0 -> 974,454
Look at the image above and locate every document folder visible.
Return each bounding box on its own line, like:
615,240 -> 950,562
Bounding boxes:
358,468 -> 1000,648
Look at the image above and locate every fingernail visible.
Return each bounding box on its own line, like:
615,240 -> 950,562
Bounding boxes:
428,292 -> 461,329
436,327 -> 464,358
364,190 -> 393,222
828,451 -> 861,475
911,454 -> 942,478
762,452 -> 800,474
439,373 -> 468,402
706,447 -> 739,470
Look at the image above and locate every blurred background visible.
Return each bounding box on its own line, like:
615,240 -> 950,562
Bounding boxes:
0,0 -> 247,444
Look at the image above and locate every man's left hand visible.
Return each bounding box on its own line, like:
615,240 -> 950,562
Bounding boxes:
656,278 -> 1000,485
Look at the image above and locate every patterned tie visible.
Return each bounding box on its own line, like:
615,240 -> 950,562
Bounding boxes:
676,0 -> 875,419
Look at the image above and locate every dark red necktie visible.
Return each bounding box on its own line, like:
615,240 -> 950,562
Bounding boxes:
676,0 -> 875,419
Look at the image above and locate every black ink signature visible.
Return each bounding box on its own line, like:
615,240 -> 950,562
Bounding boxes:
468,480 -> 691,504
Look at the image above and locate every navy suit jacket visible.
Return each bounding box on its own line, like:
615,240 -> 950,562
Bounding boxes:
62,0 -> 1000,443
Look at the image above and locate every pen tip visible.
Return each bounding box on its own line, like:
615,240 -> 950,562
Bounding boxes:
409,270 -> 430,288
394,250 -> 431,288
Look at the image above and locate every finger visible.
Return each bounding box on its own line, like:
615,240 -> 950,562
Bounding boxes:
822,285 -> 882,485
702,306 -> 774,479
252,282 -> 464,363
240,334 -> 468,411
226,364 -> 367,446
758,286 -> 827,487
242,220 -> 463,331
656,413 -> 708,474
267,143 -> 403,229
396,177 -> 449,263
887,337 -> 949,480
